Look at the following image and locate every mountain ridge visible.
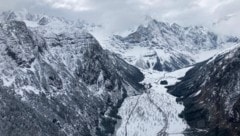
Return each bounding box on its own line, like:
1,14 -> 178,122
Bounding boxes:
167,44 -> 240,136
105,18 -> 239,72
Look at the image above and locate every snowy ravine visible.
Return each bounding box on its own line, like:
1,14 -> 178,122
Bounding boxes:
115,67 -> 193,136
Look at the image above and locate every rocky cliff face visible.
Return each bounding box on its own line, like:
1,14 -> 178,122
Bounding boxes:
0,12 -> 144,136
168,45 -> 240,136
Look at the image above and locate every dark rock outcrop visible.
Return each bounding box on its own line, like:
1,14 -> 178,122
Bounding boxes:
38,17 -> 49,25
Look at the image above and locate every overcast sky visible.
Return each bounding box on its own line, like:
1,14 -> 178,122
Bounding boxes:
0,0 -> 239,35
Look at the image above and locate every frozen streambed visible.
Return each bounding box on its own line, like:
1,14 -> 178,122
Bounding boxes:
115,67 -> 193,136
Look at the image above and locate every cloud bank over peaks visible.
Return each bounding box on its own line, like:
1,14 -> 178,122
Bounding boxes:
0,0 -> 239,36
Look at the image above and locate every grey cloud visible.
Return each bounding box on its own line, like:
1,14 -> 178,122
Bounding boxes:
0,0 -> 239,36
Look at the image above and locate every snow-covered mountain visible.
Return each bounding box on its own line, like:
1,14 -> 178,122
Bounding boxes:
168,44 -> 240,136
0,11 -> 144,136
105,19 -> 239,71
1,10 -> 240,136
0,10 -> 99,33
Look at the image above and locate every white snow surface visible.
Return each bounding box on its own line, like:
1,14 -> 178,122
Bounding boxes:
115,67 -> 193,136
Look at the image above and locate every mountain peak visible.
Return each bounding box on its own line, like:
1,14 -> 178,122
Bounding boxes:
0,10 -> 41,22
148,19 -> 169,29
142,17 -> 170,30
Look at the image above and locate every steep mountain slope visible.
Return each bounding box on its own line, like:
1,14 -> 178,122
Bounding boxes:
0,12 -> 144,136
168,44 -> 240,136
106,19 -> 239,72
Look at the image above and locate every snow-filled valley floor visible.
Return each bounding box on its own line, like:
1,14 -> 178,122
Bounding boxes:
115,67 -> 193,136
